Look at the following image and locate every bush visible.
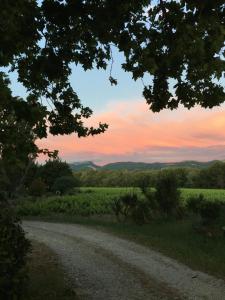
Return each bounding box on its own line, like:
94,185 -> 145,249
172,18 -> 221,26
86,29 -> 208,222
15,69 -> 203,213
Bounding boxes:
200,201 -> 223,225
137,174 -> 151,194
112,194 -> 137,221
29,178 -> 46,197
188,195 -> 223,225
38,159 -> 74,191
155,171 -> 182,217
112,193 -> 151,224
0,202 -> 30,299
187,194 -> 204,214
130,200 -> 152,225
52,176 -> 77,195
142,189 -> 158,212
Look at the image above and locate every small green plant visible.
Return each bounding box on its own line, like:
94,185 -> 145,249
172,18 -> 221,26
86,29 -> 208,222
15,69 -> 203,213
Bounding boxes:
155,171 -> 182,217
0,202 -> 31,299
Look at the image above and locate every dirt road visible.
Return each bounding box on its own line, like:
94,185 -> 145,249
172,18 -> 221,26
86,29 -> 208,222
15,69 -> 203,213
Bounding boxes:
23,221 -> 225,300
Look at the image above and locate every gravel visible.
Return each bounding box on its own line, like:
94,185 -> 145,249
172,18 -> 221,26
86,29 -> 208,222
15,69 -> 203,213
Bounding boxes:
23,221 -> 225,300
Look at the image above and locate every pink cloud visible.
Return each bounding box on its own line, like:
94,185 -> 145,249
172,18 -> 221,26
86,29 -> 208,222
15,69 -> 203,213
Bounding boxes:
37,100 -> 225,164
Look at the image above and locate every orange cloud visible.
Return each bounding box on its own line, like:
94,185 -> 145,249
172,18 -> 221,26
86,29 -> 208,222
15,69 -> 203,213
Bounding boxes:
37,100 -> 225,164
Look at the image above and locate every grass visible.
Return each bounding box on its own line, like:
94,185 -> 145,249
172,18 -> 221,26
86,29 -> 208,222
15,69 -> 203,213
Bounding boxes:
24,240 -> 77,300
100,219 -> 225,280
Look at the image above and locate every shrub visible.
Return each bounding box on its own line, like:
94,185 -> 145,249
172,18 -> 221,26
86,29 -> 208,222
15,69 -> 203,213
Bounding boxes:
142,189 -> 158,211
130,200 -> 152,225
200,201 -> 223,225
38,159 -> 73,191
112,194 -> 134,221
187,194 -> 204,214
112,193 -> 151,224
29,178 -> 46,197
137,174 -> 151,194
188,194 -> 223,225
52,176 -> 76,195
0,202 -> 30,299
155,171 -> 181,217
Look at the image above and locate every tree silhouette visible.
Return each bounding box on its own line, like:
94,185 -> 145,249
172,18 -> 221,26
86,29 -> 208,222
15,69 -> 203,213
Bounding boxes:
0,0 -> 224,163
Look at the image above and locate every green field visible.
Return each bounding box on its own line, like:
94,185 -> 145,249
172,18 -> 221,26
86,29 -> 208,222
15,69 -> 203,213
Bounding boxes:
17,187 -> 225,217
182,188 -> 225,201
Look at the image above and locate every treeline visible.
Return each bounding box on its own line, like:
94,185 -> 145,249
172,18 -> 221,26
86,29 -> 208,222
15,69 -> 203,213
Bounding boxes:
2,160 -> 225,198
0,159 -> 79,199
76,161 -> 225,189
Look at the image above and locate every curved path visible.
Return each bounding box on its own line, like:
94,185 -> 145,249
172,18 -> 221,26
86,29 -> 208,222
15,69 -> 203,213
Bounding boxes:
23,221 -> 225,300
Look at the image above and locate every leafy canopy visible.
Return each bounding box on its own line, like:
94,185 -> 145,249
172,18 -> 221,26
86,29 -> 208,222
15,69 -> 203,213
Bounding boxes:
0,0 -> 224,153
38,159 -> 74,190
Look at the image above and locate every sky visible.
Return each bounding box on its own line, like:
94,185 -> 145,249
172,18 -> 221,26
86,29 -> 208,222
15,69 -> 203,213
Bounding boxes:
10,49 -> 225,165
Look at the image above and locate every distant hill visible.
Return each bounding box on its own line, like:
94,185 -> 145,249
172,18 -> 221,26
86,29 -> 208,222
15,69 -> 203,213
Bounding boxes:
70,161 -> 100,171
70,160 -> 219,171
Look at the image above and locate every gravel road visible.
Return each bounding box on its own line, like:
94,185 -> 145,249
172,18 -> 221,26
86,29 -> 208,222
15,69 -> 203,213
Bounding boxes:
23,221 -> 225,300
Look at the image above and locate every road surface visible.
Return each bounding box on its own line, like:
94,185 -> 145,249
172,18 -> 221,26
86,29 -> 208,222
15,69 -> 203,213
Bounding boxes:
23,221 -> 225,300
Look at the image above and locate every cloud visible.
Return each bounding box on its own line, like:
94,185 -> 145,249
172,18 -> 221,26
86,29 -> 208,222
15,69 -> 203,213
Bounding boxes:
37,100 -> 225,164
61,145 -> 225,164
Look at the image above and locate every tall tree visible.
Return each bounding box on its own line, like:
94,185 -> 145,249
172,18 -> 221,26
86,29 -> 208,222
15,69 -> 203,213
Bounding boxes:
2,1 -> 225,116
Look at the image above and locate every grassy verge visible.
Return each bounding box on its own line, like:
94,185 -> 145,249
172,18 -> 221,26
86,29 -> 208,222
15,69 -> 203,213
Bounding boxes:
24,214 -> 225,280
24,240 -> 77,300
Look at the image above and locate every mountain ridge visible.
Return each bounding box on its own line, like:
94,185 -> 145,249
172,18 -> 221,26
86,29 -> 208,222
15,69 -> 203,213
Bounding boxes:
69,160 -> 219,171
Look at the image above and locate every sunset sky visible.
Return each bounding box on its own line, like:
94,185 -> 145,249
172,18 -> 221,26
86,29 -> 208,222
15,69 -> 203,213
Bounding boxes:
10,49 -> 225,165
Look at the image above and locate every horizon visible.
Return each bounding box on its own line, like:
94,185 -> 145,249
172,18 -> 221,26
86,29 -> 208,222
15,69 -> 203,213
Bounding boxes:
66,158 -> 222,166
